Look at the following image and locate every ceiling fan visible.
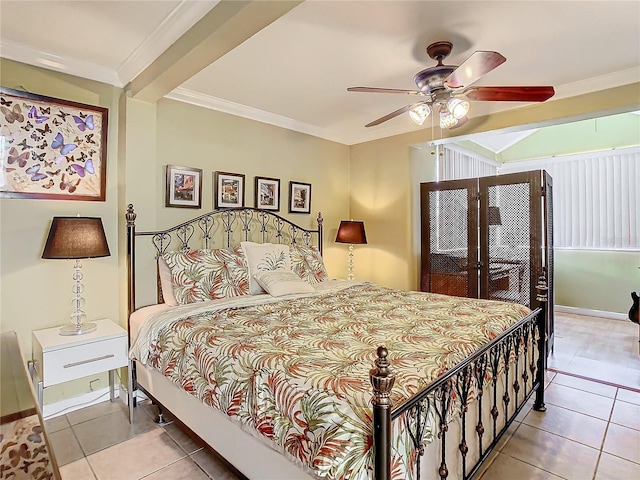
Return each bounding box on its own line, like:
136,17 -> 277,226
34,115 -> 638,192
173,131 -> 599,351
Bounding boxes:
348,41 -> 555,129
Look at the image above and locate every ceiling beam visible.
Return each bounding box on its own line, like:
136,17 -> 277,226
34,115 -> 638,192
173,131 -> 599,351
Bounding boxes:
126,0 -> 302,103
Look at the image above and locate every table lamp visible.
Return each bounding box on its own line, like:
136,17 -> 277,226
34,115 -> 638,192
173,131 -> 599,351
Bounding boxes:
335,220 -> 367,280
42,216 -> 110,335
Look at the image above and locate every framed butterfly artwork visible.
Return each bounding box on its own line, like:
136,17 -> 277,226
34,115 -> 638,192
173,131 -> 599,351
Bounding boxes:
0,87 -> 108,201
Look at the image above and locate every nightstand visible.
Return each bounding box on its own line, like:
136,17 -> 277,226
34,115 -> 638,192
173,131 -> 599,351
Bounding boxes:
31,318 -> 128,414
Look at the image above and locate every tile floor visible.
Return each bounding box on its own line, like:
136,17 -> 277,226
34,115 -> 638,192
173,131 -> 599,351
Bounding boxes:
49,312 -> 640,480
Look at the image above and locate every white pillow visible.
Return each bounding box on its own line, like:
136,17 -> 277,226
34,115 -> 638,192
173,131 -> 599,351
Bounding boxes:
158,257 -> 178,306
241,242 -> 292,294
253,270 -> 314,297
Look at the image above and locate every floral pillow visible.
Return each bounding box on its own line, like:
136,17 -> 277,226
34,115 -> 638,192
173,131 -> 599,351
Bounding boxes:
253,270 -> 314,297
241,242 -> 291,294
289,244 -> 328,284
162,247 -> 249,305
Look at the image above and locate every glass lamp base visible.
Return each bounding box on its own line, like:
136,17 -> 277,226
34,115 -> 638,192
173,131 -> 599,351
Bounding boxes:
59,322 -> 97,336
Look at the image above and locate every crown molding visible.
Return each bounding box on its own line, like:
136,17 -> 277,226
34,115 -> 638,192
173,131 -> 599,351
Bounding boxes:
165,87 -> 356,145
0,40 -> 122,86
117,0 -> 219,85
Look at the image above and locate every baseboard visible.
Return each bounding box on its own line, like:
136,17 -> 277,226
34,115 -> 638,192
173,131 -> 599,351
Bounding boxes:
43,385 -> 121,419
555,305 -> 628,321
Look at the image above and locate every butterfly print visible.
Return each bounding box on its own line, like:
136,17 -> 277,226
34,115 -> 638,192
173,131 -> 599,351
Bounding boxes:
77,151 -> 87,161
37,140 -> 48,149
74,136 -> 81,144
28,105 -> 49,124
56,110 -> 69,120
1,104 -> 24,123
60,174 -> 81,193
18,460 -> 34,473
8,442 -> 29,467
30,132 -> 42,142
39,107 -> 50,115
46,169 -> 61,177
51,132 -> 77,155
27,426 -> 43,443
7,147 -> 30,167
26,165 -> 47,181
0,97 -> 12,106
20,121 -> 34,131
68,159 -> 95,177
17,139 -> 32,151
52,118 -> 62,126
73,114 -> 94,132
32,151 -> 46,162
36,124 -> 51,135
85,133 -> 96,144
88,148 -> 97,156
43,160 -> 53,168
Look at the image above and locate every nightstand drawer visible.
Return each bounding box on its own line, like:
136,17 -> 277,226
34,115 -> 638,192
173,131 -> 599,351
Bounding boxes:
41,335 -> 127,387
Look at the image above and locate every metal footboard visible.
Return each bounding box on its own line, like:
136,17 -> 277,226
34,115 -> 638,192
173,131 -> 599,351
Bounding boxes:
371,276 -> 548,480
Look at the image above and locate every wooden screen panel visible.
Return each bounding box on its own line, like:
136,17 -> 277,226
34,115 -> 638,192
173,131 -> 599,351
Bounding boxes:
420,179 -> 478,297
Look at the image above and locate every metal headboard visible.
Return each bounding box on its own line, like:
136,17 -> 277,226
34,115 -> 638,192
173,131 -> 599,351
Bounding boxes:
126,204 -> 323,319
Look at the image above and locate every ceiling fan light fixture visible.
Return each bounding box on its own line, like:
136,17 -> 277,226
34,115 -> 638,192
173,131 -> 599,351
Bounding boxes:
439,109 -> 458,129
447,96 -> 470,119
409,103 -> 431,126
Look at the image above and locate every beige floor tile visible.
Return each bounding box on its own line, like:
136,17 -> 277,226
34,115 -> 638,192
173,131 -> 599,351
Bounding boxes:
87,429 -> 186,480
603,423 -> 640,464
72,406 -> 158,455
551,373 -> 618,398
544,383 -> 615,420
616,388 -> 640,406
610,399 -> 640,431
495,420 -> 521,452
48,427 -> 84,466
191,448 -> 240,480
595,452 -> 640,480
162,422 -> 205,454
66,399 -> 126,426
45,414 -> 71,433
478,452 -> 563,479
501,423 -> 600,479
522,404 -> 608,449
59,457 -> 97,480
141,458 -> 210,480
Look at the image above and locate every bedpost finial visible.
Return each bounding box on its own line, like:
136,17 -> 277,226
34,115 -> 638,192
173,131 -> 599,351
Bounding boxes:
535,270 -> 548,303
370,345 -> 395,405
126,204 -> 137,227
317,212 -> 323,227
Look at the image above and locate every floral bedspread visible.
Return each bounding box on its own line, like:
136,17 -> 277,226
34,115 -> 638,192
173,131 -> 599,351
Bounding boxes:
130,281 -> 531,480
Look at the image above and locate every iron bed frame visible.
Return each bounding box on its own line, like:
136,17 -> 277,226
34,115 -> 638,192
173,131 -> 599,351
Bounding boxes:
125,204 -> 547,480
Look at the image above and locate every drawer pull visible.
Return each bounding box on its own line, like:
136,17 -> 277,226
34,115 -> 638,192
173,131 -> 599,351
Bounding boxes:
63,354 -> 114,368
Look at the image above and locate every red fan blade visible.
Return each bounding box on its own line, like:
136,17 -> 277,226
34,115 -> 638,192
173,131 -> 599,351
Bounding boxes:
348,86 -> 427,96
465,86 -> 555,102
445,51 -> 506,89
365,102 -> 429,127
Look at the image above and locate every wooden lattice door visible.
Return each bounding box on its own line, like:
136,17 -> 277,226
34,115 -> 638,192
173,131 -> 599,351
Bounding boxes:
421,170 -> 553,319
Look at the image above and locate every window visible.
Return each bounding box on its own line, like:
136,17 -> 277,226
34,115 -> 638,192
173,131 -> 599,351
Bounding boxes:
500,147 -> 639,250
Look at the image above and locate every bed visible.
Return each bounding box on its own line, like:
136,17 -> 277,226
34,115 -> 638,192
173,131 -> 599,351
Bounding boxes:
125,204 -> 548,480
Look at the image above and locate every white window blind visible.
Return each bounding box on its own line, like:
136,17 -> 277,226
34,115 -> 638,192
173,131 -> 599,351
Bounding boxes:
500,147 -> 640,250
439,146 -> 498,181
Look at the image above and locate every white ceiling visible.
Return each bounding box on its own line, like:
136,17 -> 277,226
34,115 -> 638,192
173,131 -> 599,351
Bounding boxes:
1,1 -> 639,146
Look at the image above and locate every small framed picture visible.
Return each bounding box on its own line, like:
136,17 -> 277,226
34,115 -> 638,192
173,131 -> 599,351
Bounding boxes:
255,176 -> 280,211
214,171 -> 245,208
289,181 -> 311,214
165,164 -> 202,208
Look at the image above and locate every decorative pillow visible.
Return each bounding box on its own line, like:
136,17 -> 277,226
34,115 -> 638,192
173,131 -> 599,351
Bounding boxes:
290,244 -> 329,284
158,257 -> 178,306
241,242 -> 292,294
161,247 -> 249,305
253,270 -> 315,297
